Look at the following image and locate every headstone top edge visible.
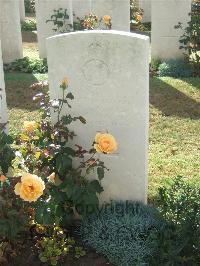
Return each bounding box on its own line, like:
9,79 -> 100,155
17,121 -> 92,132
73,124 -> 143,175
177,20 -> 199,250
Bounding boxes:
47,30 -> 150,42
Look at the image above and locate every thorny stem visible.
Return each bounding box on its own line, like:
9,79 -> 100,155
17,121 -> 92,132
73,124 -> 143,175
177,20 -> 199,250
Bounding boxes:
57,89 -> 65,123
75,152 -> 97,172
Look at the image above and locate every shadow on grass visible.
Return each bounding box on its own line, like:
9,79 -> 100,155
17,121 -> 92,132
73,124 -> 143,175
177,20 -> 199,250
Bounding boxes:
5,72 -> 47,111
5,74 -> 200,119
182,78 -> 200,90
150,77 -> 200,119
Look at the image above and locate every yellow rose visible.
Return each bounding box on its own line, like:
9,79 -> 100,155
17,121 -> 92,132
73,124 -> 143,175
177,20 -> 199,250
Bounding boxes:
15,173 -> 45,202
47,172 -> 55,182
0,175 -> 6,182
23,121 -> 38,133
136,14 -> 143,22
20,133 -> 30,142
103,15 -> 111,25
94,132 -> 117,154
61,76 -> 69,89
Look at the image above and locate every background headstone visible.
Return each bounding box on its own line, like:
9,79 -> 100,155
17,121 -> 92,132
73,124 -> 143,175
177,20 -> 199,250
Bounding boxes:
19,0 -> 26,21
0,40 -> 8,129
0,0 -> 23,63
47,30 -> 149,203
151,0 -> 191,60
139,0 -> 151,22
36,0 -> 130,58
73,0 -> 130,31
35,0 -> 72,58
72,0 -> 91,18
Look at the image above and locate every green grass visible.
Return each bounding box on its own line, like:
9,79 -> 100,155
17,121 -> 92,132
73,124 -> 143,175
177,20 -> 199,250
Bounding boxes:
23,42 -> 39,59
149,77 -> 200,197
5,73 -> 47,135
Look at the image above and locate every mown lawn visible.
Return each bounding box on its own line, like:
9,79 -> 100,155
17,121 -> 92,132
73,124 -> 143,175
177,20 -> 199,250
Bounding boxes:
5,72 -> 47,135
149,77 -> 200,197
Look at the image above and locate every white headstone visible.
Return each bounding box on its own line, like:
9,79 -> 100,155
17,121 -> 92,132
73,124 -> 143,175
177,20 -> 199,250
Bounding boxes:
0,40 -> 8,129
73,0 -> 130,31
92,0 -> 130,31
35,0 -> 72,58
151,0 -> 191,60
47,30 -> 149,203
139,0 -> 151,22
36,0 -> 130,58
0,0 -> 23,63
19,0 -> 26,21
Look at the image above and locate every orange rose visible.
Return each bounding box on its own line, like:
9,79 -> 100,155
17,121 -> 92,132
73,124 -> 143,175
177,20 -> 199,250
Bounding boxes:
103,15 -> 111,25
0,175 -> 6,182
94,133 -> 117,154
136,14 -> 143,22
23,121 -> 38,133
15,173 -> 45,202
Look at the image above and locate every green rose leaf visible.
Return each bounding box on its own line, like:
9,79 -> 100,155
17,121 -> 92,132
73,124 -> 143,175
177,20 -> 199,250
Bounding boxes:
66,92 -> 74,100
56,154 -> 72,177
89,180 -> 104,194
97,167 -> 104,180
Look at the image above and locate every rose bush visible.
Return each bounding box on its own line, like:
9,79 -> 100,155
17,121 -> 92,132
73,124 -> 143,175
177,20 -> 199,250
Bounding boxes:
130,0 -> 144,30
0,76 -> 117,237
0,129 -> 28,239
46,8 -> 112,32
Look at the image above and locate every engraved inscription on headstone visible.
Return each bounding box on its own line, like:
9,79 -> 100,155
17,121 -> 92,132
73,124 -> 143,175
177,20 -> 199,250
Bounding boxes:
82,59 -> 110,85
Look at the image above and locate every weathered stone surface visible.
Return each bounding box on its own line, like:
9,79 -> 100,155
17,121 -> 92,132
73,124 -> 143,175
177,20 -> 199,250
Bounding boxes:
73,0 -> 130,30
139,0 -> 151,22
47,30 -> 149,203
0,40 -> 8,128
0,0 -> 23,63
151,0 -> 191,59
19,0 -> 25,21
91,0 -> 130,31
